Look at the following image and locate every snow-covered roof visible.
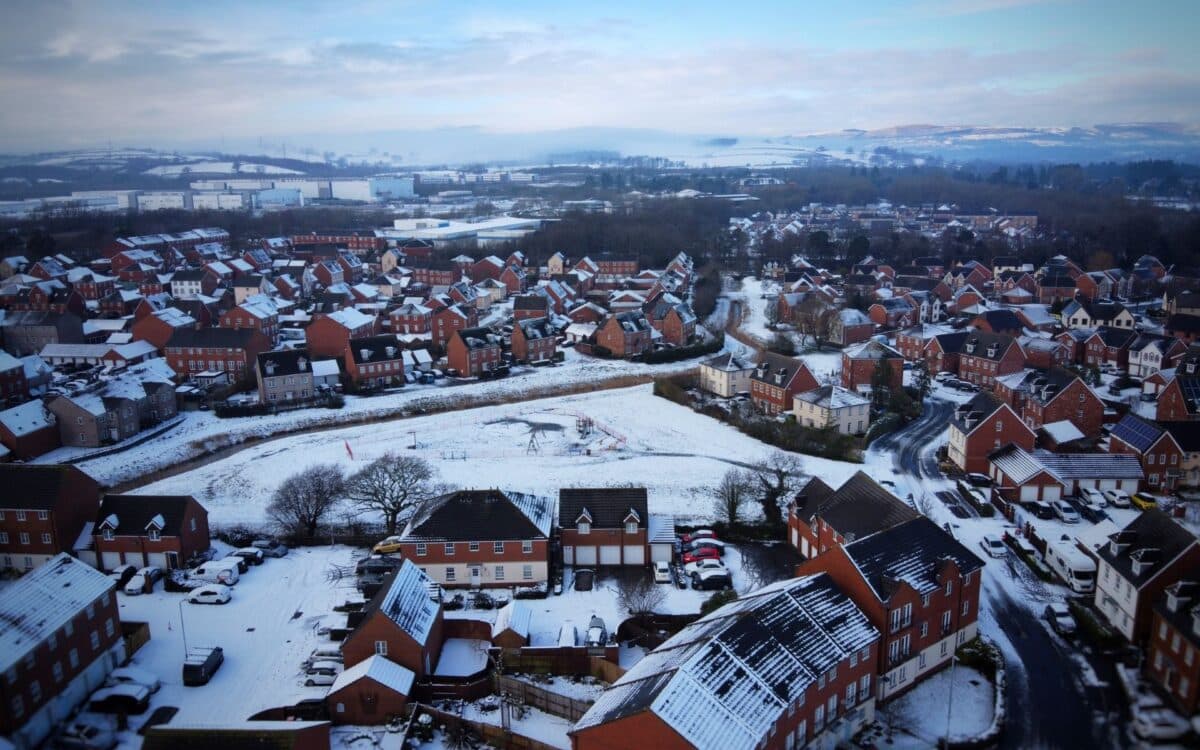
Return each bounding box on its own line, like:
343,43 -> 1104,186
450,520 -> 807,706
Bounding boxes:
1040,420 -> 1085,444
374,559 -> 439,646
647,514 -> 677,544
0,554 -> 115,674
325,307 -> 375,329
492,601 -> 532,638
311,360 -> 340,378
575,573 -> 877,750
0,399 -> 53,437
329,654 -> 414,696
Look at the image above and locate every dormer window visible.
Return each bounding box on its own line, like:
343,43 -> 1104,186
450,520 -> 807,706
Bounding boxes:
578,521 -> 591,535
102,528 -> 113,541
148,529 -> 160,542
625,521 -> 637,534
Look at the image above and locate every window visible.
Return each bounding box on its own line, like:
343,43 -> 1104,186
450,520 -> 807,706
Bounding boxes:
828,665 -> 837,682
1186,647 -> 1195,667
0,533 -> 6,544
996,421 -> 1002,431
1154,651 -> 1164,670
577,522 -> 590,535
922,593 -> 931,607
940,641 -> 949,657
827,694 -> 838,717
10,696 -> 23,720
52,662 -> 63,683
1172,633 -> 1181,653
495,566 -> 505,581
962,600 -> 970,616
522,540 -> 533,554
86,603 -> 94,620
625,521 -> 638,534
522,565 -> 533,580
148,529 -> 160,541
920,622 -> 929,638
942,611 -> 952,632
89,631 -> 99,651
860,674 -> 871,697
1181,677 -> 1191,698
48,633 -> 57,652
850,651 -> 858,667
445,567 -> 456,581
845,682 -> 856,706
814,705 -> 825,730
105,619 -> 115,638
37,511 -> 47,521
374,640 -> 388,656
15,510 -> 25,521
469,542 -> 479,552
919,652 -> 928,669
64,621 -> 73,637
494,541 -> 504,554
794,720 -> 807,745
18,533 -> 28,545
818,674 -> 826,690
444,543 -> 455,555
29,680 -> 41,703
860,646 -> 871,662
964,572 -> 973,586
68,648 -> 79,668
945,580 -> 953,596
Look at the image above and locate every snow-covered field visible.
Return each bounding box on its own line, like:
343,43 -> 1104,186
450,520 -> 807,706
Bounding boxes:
130,385 -> 864,528
732,277 -> 842,380
874,665 -> 995,748
46,347 -> 722,488
110,544 -> 361,745
144,161 -> 305,176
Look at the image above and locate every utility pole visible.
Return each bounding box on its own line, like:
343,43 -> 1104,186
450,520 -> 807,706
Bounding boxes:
177,599 -> 189,655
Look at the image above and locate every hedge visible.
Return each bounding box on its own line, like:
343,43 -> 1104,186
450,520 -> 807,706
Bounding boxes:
642,334 -> 724,364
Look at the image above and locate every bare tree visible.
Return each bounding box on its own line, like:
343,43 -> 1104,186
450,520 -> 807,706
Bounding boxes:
751,453 -> 807,525
711,468 -> 754,525
345,453 -> 444,534
616,570 -> 666,622
267,464 -> 346,538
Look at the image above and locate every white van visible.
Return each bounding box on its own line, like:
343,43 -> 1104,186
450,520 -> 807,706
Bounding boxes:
1045,539 -> 1096,594
191,560 -> 239,585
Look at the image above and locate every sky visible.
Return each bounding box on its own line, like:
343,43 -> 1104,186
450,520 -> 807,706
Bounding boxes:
0,0 -> 1197,154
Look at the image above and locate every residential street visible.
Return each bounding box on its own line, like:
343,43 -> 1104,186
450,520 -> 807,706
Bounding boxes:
874,396 -> 1128,750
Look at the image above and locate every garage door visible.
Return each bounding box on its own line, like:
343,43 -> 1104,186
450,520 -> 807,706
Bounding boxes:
650,544 -> 672,563
147,552 -> 168,569
1044,485 -> 1062,502
1019,486 -> 1038,502
101,551 -> 122,571
563,546 -> 574,565
599,546 -> 621,565
1098,479 -> 1117,490
576,546 -> 597,565
623,545 -> 645,565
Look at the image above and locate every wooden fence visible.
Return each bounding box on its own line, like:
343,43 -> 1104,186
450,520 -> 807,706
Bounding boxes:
495,647 -> 621,677
494,675 -> 595,722
414,703 -> 562,750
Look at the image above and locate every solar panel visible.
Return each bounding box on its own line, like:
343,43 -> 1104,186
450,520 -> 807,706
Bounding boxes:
1112,415 -> 1162,453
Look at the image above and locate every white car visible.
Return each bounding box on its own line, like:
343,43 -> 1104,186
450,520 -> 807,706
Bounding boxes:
123,567 -> 162,596
1103,489 -> 1132,508
1133,702 -> 1191,741
1079,488 -> 1107,509
105,665 -> 161,694
934,371 -> 954,382
304,661 -> 343,687
1051,500 -> 1080,524
187,584 -> 232,605
978,535 -> 1006,558
653,560 -> 672,584
683,558 -> 727,575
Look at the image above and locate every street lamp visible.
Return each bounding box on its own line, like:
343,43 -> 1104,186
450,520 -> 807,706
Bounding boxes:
177,598 -> 189,655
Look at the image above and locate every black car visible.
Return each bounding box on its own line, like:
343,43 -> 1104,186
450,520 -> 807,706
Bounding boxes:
138,706 -> 179,735
182,646 -> 224,687
691,570 -> 733,591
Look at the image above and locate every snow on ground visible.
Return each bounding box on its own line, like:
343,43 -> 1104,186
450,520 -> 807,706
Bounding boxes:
131,385 -> 864,528
433,639 -> 490,677
45,347 -> 725,488
732,277 -> 845,380
144,161 -> 306,176
876,665 -> 994,747
460,700 -> 573,748
507,674 -> 606,702
111,545 -> 362,746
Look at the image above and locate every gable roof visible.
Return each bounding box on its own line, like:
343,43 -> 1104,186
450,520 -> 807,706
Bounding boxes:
843,516 -> 986,601
950,392 -> 1010,435
347,334 -> 404,364
492,601 -> 533,639
559,487 -> 648,529
1111,413 -> 1172,454
573,573 -> 877,750
0,464 -> 98,511
257,348 -> 315,377
362,559 -> 440,646
402,490 -> 552,542
1096,509 -> 1198,588
791,471 -> 918,542
95,494 -> 199,536
329,654 -> 414,696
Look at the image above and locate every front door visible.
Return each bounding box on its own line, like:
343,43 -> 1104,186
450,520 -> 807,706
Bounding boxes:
165,551 -> 179,570
470,567 -> 481,588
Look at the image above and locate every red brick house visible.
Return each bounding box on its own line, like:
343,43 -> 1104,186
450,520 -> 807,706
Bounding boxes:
499,264 -> 526,294
305,309 -> 380,358
341,560 -> 445,679
787,472 -> 919,560
431,304 -> 476,347
393,490 -> 552,588
799,516 -> 985,701
468,255 -> 505,283
750,352 -> 820,415
218,296 -> 279,342
1083,326 -> 1136,370
446,327 -> 501,377
0,351 -> 27,405
970,309 -> 1024,336
947,393 -> 1036,474
512,294 -> 549,322
0,554 -> 125,749
1037,273 -> 1078,304
343,334 -> 406,389
0,464 -> 100,572
131,307 -> 197,350
0,400 -> 61,460
164,327 -> 271,384
1155,376 -> 1200,422
312,259 -> 345,288
643,293 -> 698,347
867,298 -> 916,328
1109,414 -> 1184,491
409,266 -> 460,287
291,231 -> 386,254
840,339 -> 903,393
1145,581 -> 1200,714
511,317 -> 557,363
92,494 -> 210,571
570,573 -> 879,750
327,655 -> 415,725
559,488 -> 658,567
956,332 -> 1024,389
993,367 -> 1105,437
389,302 -> 433,335
594,312 -> 652,359
832,309 -> 875,346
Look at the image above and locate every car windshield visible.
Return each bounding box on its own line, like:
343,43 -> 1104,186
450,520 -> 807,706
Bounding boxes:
1074,570 -> 1095,581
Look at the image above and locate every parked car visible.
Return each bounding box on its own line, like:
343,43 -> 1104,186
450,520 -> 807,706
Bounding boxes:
678,529 -> 717,544
1029,500 -> 1056,520
88,684 -> 150,714
1051,500 -> 1081,524
137,706 -> 179,736
187,584 -> 232,605
232,547 -> 264,565
691,569 -> 733,591
105,666 -> 161,694
372,535 -> 405,554
124,567 -> 163,596
682,538 -> 726,555
191,561 -> 238,585
218,556 -> 248,574
108,565 -> 138,589
55,717 -> 117,750
1044,602 -> 1076,637
182,646 -> 224,687
1131,493 -> 1158,511
573,568 -> 595,591
303,646 -> 344,669
251,539 -> 288,557
966,473 -> 992,487
1079,487 -> 1107,508
1103,489 -> 1132,508
681,547 -> 722,565
1132,703 -> 1191,741
585,615 -> 608,647
683,558 -> 728,575
934,371 -> 954,382
979,535 -> 1006,558
653,560 -> 671,584
304,661 -> 343,687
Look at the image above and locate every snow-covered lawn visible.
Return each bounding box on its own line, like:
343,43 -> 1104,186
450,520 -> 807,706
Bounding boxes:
48,346 -> 725,488
110,544 -> 362,746
460,699 -> 573,748
876,665 -> 995,747
507,673 -> 606,702
130,385 -> 864,528
433,639 -> 490,677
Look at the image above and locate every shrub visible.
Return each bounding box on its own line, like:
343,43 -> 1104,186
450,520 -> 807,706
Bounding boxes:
700,589 -> 738,616
643,334 -> 724,364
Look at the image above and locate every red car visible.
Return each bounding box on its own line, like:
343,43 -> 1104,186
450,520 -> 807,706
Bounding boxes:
681,547 -> 721,565
679,529 -> 717,545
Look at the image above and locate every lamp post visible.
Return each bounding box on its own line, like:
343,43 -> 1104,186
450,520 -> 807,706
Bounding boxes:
177,598 -> 189,655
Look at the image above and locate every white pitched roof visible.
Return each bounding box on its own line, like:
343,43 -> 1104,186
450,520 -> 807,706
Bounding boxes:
492,601 -> 532,639
329,654 -> 414,695
0,400 -> 53,437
